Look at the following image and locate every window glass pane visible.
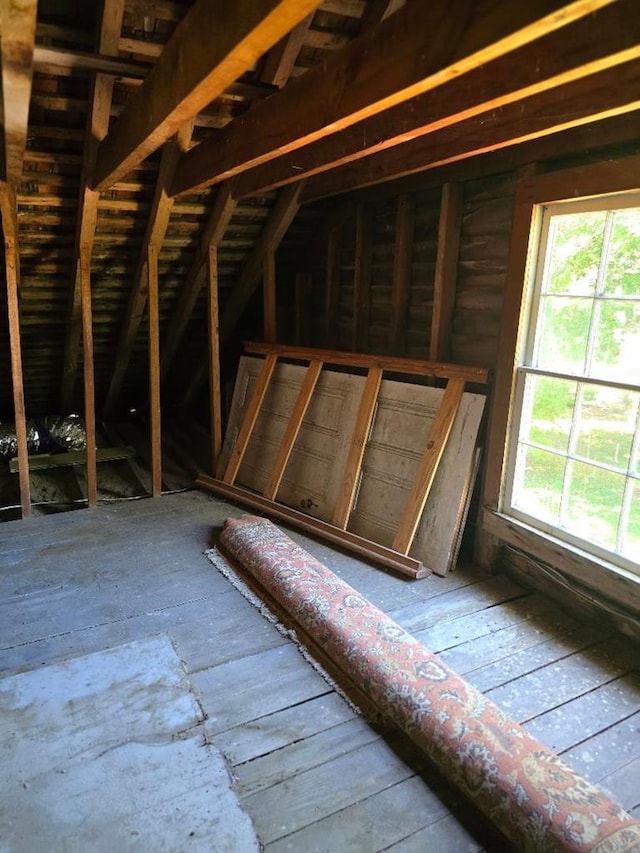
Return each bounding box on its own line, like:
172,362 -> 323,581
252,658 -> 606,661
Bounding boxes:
602,208 -> 640,297
512,444 -> 565,525
521,374 -> 576,453
562,460 -> 626,551
591,300 -> 640,384
621,480 -> 640,564
574,385 -> 639,472
534,296 -> 592,373
545,211 -> 606,295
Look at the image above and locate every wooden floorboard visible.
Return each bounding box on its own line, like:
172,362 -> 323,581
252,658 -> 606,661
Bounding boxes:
0,488 -> 638,850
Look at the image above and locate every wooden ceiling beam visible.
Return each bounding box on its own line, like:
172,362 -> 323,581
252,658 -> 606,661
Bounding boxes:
170,0 -> 617,197
260,12 -> 314,88
91,0 -> 324,192
60,0 -> 126,412
0,0 -> 37,183
233,0 -> 640,199
160,181 -> 238,380
103,120 -> 194,415
302,60 -> 640,202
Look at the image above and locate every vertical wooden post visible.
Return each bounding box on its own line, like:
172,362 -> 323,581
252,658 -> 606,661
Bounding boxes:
263,248 -> 276,343
1,184 -> 31,516
80,242 -> 97,507
207,244 -> 223,475
325,227 -> 341,348
295,271 -> 311,345
147,243 -> 162,497
389,194 -> 415,354
352,204 -> 373,353
430,183 -> 463,361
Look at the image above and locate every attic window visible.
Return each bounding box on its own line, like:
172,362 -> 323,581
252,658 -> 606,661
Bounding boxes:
503,193 -> 640,575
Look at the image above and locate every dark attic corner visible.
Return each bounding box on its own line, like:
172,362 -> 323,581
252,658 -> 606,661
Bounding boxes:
1,0 -> 640,849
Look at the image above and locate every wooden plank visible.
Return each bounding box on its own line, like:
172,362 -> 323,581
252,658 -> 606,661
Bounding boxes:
206,244 -> 223,475
234,0 -> 640,199
9,446 -> 136,473
304,59 -> 640,201
352,205 -> 372,352
104,120 -> 193,415
260,12 -> 314,88
160,181 -> 237,379
147,244 -> 162,497
263,250 -> 277,343
332,367 -> 382,529
393,378 -> 465,553
79,244 -> 97,508
196,475 -> 427,578
92,0 -> 323,191
0,183 -> 30,516
244,341 -> 490,384
60,0 -> 126,411
171,0 -> 617,196
430,183 -> 463,361
389,194 -> 415,354
325,226 -> 342,349
222,354 -> 278,485
0,0 -> 37,182
264,360 -> 323,501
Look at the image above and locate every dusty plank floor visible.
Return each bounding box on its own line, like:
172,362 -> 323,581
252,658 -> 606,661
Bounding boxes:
0,490 -> 638,851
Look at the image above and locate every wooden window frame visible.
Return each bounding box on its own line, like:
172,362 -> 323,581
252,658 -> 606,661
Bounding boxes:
479,153 -> 640,614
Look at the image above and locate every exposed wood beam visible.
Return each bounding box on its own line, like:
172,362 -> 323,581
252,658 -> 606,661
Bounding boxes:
430,183 -> 463,361
0,0 -> 37,183
60,0 -> 126,412
352,205 -> 372,352
171,0 -> 616,197
206,245 -> 223,475
260,12 -> 314,87
360,0 -> 404,31
182,181 -> 304,404
103,120 -> 193,415
91,0 -> 324,192
232,0 -> 640,199
263,250 -> 277,343
325,226 -> 342,349
160,181 -> 237,379
79,242 -> 97,508
303,59 -> 640,201
0,182 -> 30,515
147,244 -> 162,497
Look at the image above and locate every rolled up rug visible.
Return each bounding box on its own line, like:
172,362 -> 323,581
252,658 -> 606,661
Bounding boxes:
219,515 -> 640,853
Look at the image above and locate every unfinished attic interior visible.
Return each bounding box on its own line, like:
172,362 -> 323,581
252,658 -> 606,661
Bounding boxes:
2,0 -> 640,848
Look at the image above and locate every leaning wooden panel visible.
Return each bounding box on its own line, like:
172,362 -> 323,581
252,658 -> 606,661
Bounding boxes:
222,353 -> 277,485
263,359 -> 323,502
393,378 -> 466,554
332,367 -> 382,529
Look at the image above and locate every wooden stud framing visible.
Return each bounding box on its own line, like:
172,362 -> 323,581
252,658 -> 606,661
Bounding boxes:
263,249 -> 277,343
325,226 -> 342,349
1,183 -> 30,516
104,120 -> 194,415
147,243 -> 162,497
222,353 -> 278,485
92,0 -> 323,191
389,194 -> 415,354
430,183 -> 463,361
60,0 -> 126,411
393,378 -> 466,553
332,367 -> 383,529
0,0 -> 37,183
79,243 -> 97,508
352,205 -> 372,352
264,359 -> 323,501
207,244 -> 223,475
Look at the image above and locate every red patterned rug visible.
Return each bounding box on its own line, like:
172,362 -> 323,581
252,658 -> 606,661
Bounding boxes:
219,515 -> 640,853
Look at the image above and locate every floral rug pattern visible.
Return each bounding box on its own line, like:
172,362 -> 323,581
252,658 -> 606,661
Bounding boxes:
219,515 -> 640,853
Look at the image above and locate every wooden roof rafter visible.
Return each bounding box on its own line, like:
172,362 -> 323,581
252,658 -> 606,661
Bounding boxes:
232,0 -> 640,199
60,0 -> 126,412
169,0 -> 618,198
90,0 -> 325,193
0,0 -> 37,183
